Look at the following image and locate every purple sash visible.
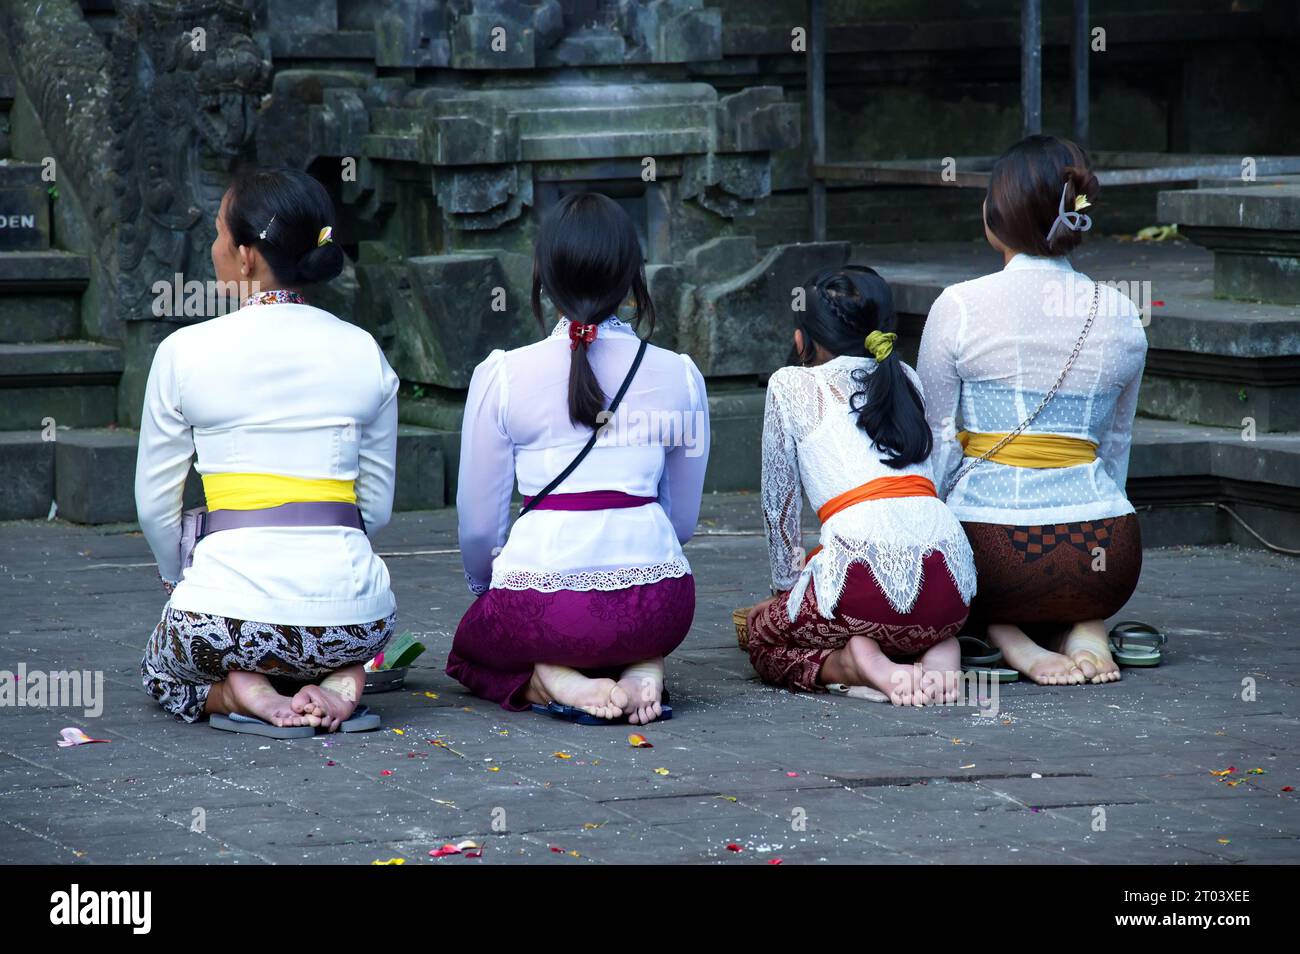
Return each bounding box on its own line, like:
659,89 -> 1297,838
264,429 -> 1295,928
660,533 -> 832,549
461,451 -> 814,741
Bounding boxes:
521,490 -> 657,512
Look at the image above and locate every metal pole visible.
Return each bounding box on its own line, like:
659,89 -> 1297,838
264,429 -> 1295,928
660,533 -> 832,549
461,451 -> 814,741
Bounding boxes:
807,0 -> 826,241
1021,0 -> 1042,137
1071,0 -> 1090,145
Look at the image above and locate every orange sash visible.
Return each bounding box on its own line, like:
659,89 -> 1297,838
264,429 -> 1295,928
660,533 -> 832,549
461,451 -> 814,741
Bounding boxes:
806,475 -> 937,561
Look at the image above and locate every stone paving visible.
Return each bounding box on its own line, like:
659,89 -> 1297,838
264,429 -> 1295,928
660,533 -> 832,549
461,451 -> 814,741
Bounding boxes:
0,495 -> 1297,865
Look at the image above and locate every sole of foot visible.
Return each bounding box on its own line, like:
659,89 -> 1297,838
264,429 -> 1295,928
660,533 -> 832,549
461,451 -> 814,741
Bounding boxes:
616,658 -> 666,725
533,664 -> 626,721
841,636 -> 928,706
227,672 -> 315,727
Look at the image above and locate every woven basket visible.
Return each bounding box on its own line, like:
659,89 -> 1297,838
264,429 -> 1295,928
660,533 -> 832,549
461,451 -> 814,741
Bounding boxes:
732,607 -> 749,650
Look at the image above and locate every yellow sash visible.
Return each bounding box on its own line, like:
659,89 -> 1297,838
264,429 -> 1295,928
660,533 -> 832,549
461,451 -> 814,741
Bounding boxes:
202,473 -> 357,512
957,430 -> 1097,469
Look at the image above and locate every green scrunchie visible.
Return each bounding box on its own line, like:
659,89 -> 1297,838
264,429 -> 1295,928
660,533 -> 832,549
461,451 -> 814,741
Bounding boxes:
865,330 -> 897,362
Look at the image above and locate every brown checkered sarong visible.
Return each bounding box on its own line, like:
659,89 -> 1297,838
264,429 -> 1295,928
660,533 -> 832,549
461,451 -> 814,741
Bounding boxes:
962,514 -> 1142,626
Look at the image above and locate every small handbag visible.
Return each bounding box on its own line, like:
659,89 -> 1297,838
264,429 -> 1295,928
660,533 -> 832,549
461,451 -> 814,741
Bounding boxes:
518,336 -> 649,517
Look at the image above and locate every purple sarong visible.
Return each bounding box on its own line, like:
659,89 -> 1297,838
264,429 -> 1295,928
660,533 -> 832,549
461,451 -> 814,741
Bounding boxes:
446,574 -> 695,710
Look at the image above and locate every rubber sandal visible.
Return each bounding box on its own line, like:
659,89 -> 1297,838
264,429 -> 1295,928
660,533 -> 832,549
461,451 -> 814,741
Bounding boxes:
1108,621 -> 1166,667
958,635 -> 1020,683
339,705 -> 381,732
824,683 -> 889,703
210,712 -> 314,739
530,701 -> 674,725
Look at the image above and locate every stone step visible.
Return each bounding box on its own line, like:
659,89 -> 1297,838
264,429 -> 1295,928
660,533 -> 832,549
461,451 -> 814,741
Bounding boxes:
0,340 -> 122,429
0,425 -> 448,524
0,249 -> 89,291
1128,419 -> 1300,551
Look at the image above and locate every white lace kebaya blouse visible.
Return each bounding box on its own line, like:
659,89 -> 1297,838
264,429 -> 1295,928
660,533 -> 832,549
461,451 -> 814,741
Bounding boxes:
762,356 -> 977,621
916,253 -> 1148,526
457,317 -> 709,595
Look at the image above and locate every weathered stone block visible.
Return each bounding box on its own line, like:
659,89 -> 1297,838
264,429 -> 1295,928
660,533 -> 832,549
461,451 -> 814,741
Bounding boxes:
717,87 -> 801,153
53,429 -> 139,524
394,426 -> 446,510
0,431 -> 53,520
387,253 -> 535,388
0,293 -> 79,343
452,14 -> 535,69
1158,185 -> 1300,304
685,241 -> 851,376
265,0 -> 337,34
374,4 -> 451,68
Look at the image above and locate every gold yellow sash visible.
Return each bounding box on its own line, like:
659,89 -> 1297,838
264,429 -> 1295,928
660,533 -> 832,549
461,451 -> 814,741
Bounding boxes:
202,473 -> 357,512
957,430 -> 1097,469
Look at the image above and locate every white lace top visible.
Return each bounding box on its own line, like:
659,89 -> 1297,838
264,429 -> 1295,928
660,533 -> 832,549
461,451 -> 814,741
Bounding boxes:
457,317 -> 709,595
762,355 -> 977,621
916,253 -> 1148,525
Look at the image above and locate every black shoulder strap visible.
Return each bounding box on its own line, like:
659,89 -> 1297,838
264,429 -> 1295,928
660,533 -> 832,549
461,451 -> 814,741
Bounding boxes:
519,337 -> 649,517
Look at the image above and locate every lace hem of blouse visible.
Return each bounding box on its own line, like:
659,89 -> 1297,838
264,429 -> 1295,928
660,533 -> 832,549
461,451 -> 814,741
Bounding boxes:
492,558 -> 692,594
786,535 -> 977,622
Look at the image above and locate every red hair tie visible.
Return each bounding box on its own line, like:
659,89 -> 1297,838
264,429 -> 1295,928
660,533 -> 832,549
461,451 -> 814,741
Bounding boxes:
568,321 -> 598,350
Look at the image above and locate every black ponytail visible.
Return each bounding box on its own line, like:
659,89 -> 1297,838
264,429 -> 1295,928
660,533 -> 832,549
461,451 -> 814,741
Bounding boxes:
225,167 -> 344,288
797,267 -> 932,469
531,193 -> 656,428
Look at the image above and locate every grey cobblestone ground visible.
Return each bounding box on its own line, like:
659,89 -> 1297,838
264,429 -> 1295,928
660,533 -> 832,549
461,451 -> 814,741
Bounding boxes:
1,495 -> 1297,864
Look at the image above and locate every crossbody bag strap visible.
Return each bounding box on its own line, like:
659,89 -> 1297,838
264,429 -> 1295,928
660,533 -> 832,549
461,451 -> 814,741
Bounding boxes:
945,280 -> 1100,495
519,336 -> 650,517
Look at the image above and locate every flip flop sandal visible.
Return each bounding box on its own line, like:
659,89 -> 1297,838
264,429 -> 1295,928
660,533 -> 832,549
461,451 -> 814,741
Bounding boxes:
732,607 -> 750,650
1108,621 -> 1166,667
530,701 -> 674,725
210,712 -> 314,739
958,635 -> 1020,683
210,705 -> 381,737
824,683 -> 890,703
339,705 -> 382,732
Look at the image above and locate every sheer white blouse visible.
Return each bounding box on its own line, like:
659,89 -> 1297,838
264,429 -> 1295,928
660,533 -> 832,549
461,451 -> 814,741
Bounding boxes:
457,317 -> 709,595
762,355 -> 977,621
916,254 -> 1148,526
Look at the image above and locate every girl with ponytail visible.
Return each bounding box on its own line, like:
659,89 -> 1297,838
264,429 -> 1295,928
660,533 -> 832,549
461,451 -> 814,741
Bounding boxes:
742,266 -> 977,706
450,193 -> 709,725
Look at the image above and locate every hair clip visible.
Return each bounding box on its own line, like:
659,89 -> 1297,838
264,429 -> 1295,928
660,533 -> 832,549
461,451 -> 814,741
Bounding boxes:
568,321 -> 598,350
258,214 -> 276,242
1045,181 -> 1092,245
317,226 -> 333,247
865,330 -> 897,362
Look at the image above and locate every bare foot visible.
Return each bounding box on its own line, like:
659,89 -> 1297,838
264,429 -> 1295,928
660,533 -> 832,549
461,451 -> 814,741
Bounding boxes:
224,670 -> 314,727
1056,620 -> 1121,684
919,635 -> 962,704
291,665 -> 364,732
989,623 -> 1085,685
821,635 -> 926,706
615,657 -> 666,725
530,663 -> 626,720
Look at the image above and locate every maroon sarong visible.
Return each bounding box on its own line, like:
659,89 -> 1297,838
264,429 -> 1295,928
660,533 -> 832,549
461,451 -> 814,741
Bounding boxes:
446,574 -> 695,710
747,553 -> 969,693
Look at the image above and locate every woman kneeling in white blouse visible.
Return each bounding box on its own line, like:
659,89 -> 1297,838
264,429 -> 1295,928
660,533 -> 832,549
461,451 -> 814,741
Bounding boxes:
137,169 -> 399,732
744,267 -> 977,706
447,194 -> 709,725
917,136 -> 1148,685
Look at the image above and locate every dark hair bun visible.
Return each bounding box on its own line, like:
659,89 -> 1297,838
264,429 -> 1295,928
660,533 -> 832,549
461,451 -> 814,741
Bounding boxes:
295,242 -> 345,285
986,136 -> 1099,258
224,167 -> 343,287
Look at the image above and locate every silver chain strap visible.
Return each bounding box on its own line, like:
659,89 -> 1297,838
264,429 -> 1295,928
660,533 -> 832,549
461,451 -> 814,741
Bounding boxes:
945,281 -> 1101,494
